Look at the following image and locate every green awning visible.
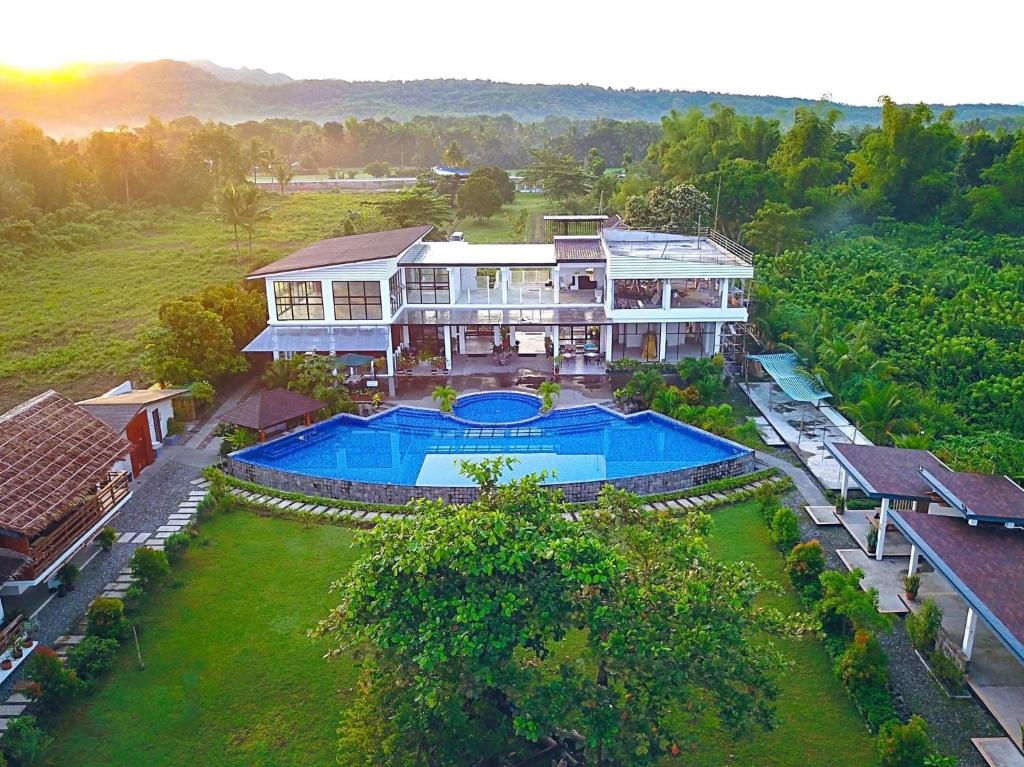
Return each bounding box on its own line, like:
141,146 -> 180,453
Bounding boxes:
748,353 -> 831,404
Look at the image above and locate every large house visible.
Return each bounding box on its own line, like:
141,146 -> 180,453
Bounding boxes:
242,217 -> 754,375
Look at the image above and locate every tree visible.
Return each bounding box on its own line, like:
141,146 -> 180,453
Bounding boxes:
522,148 -> 590,200
246,137 -> 271,184
431,385 -> 457,413
317,464 -> 797,766
842,380 -> 915,445
273,162 -> 294,195
623,183 -> 711,233
440,140 -> 466,167
537,381 -> 561,411
140,299 -> 248,384
365,186 -> 453,230
767,107 -> 844,208
457,174 -> 504,221
473,165 -> 515,203
694,158 -> 782,238
741,202 -> 811,255
362,161 -> 389,178
239,182 -> 270,258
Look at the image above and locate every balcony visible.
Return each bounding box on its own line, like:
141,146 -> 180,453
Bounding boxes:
456,284 -> 555,305
24,471 -> 130,580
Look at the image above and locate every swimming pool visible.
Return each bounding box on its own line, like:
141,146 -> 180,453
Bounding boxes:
230,392 -> 753,500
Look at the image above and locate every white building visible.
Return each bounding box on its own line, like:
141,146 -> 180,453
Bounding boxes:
243,219 -> 754,375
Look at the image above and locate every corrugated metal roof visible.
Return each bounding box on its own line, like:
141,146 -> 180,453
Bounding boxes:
748,353 -> 831,403
554,237 -> 606,262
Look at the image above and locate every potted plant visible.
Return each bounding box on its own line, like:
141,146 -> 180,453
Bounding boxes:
9,641 -> 22,660
903,573 -> 921,601
552,354 -> 565,376
866,527 -> 878,555
1,656 -> 12,671
58,562 -> 80,594
835,495 -> 846,516
371,393 -> 383,411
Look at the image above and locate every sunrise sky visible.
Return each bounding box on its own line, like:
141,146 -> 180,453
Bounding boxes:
5,0 -> 1022,105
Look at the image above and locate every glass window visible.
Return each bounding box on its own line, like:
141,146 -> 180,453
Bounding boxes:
333,281 -> 382,321
405,268 -> 450,304
274,281 -> 324,321
389,272 -> 404,314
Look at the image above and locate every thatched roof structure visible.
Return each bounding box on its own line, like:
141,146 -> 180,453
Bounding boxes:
220,388 -> 326,431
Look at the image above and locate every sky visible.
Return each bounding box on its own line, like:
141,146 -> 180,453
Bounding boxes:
4,0 -> 1022,105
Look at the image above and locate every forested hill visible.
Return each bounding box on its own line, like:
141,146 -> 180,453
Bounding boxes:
3,60 -> 1024,135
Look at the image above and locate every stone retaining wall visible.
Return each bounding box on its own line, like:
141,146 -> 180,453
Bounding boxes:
224,452 -> 755,504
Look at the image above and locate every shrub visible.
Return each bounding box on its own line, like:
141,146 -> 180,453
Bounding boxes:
902,572 -> 921,599
850,677 -> 899,733
131,547 -> 171,591
817,569 -> 894,638
1,715 -> 51,765
164,531 -> 191,562
837,630 -> 889,689
66,636 -> 119,681
905,599 -> 942,652
87,597 -> 129,640
755,484 -> 782,522
25,646 -> 84,712
785,540 -> 826,600
928,650 -> 965,691
95,527 -> 118,551
769,507 -> 801,550
57,562 -> 80,590
877,716 -> 935,767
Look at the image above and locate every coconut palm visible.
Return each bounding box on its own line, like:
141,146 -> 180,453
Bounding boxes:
247,138 -> 271,184
215,182 -> 247,259
239,183 -> 271,259
432,385 -> 458,414
651,385 -> 685,415
538,381 -> 562,411
273,162 -> 294,195
842,380 -> 916,445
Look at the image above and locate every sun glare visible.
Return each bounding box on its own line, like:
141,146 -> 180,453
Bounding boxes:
0,62 -> 99,84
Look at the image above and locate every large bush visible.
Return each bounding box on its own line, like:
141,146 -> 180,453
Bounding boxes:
837,630 -> 889,690
1,715 -> 50,766
905,599 -> 942,653
877,716 -> 935,767
768,506 -> 801,550
25,646 -> 84,713
784,539 -> 826,600
87,596 -> 129,640
67,636 -> 120,681
131,547 -> 171,590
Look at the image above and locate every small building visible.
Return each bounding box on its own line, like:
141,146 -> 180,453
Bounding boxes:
0,391 -> 132,617
220,388 -> 326,442
78,383 -> 187,476
430,165 -> 471,178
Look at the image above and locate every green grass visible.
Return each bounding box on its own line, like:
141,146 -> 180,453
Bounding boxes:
43,503 -> 875,766
697,502 -> 876,766
452,193 -> 551,243
42,512 -> 361,767
0,193 -> 385,409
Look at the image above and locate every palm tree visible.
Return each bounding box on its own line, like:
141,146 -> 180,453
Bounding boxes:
538,381 -> 562,412
841,380 -> 916,445
273,162 -> 294,195
651,385 -> 684,415
432,385 -> 458,414
239,183 -> 271,259
215,183 -> 246,260
247,138 -> 271,184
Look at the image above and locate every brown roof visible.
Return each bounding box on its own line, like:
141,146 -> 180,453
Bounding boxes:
0,391 -> 131,536
248,225 -> 433,277
554,237 -> 606,262
891,510 -> 1024,663
827,443 -> 950,500
78,403 -> 142,435
220,388 -> 326,431
923,470 -> 1024,523
78,388 -> 186,406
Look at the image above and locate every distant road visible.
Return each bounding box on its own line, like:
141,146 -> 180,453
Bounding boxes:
256,178 -> 418,193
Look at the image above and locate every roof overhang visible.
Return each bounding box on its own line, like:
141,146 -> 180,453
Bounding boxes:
243,325 -> 391,354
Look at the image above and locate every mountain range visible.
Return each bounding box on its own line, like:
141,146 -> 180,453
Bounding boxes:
2,60 -> 1023,136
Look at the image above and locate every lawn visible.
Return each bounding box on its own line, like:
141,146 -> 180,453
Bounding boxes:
0,193 -> 385,410
42,513 -> 361,767
452,193 -> 551,243
43,503 -> 875,767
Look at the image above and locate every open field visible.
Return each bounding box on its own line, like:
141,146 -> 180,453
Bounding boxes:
452,193 -> 551,243
42,503 -> 875,767
0,194 -> 385,409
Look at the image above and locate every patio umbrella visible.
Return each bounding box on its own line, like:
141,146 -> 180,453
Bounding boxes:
332,353 -> 375,377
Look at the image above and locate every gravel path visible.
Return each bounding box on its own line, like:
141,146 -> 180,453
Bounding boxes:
783,477 -> 1001,766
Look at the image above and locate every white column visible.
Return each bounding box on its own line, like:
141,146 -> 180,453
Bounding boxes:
662,280 -> 671,309
875,497 -> 890,561
552,324 -> 559,354
386,346 -> 396,377
500,268 -> 508,304
713,321 -> 723,354
720,278 -> 729,309
658,322 -> 668,361
443,325 -> 452,370
840,468 -> 850,501
908,545 -> 919,577
604,325 -> 613,362
962,607 -> 978,660
509,325 -> 517,348
401,325 -> 411,347
553,266 -> 560,304
322,279 -> 335,322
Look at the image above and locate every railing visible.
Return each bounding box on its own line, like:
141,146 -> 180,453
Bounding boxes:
25,471 -> 130,580
701,228 -> 754,265
0,616 -> 23,652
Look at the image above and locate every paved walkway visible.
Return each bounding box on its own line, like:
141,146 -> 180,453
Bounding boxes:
755,450 -> 829,506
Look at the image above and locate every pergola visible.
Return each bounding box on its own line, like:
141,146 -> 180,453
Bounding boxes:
220,389 -> 326,442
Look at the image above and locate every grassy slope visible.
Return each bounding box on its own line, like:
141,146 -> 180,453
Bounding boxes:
0,193 -> 382,409
43,513 -> 360,767
43,503 -> 875,767
698,502 -> 876,766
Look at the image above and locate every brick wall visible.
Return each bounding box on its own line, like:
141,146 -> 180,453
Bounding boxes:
225,452 -> 755,504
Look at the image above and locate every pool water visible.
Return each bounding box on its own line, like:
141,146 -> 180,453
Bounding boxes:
453,391 -> 541,424
234,393 -> 750,487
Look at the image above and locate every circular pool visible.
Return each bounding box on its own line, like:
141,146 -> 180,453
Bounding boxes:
452,392 -> 542,425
